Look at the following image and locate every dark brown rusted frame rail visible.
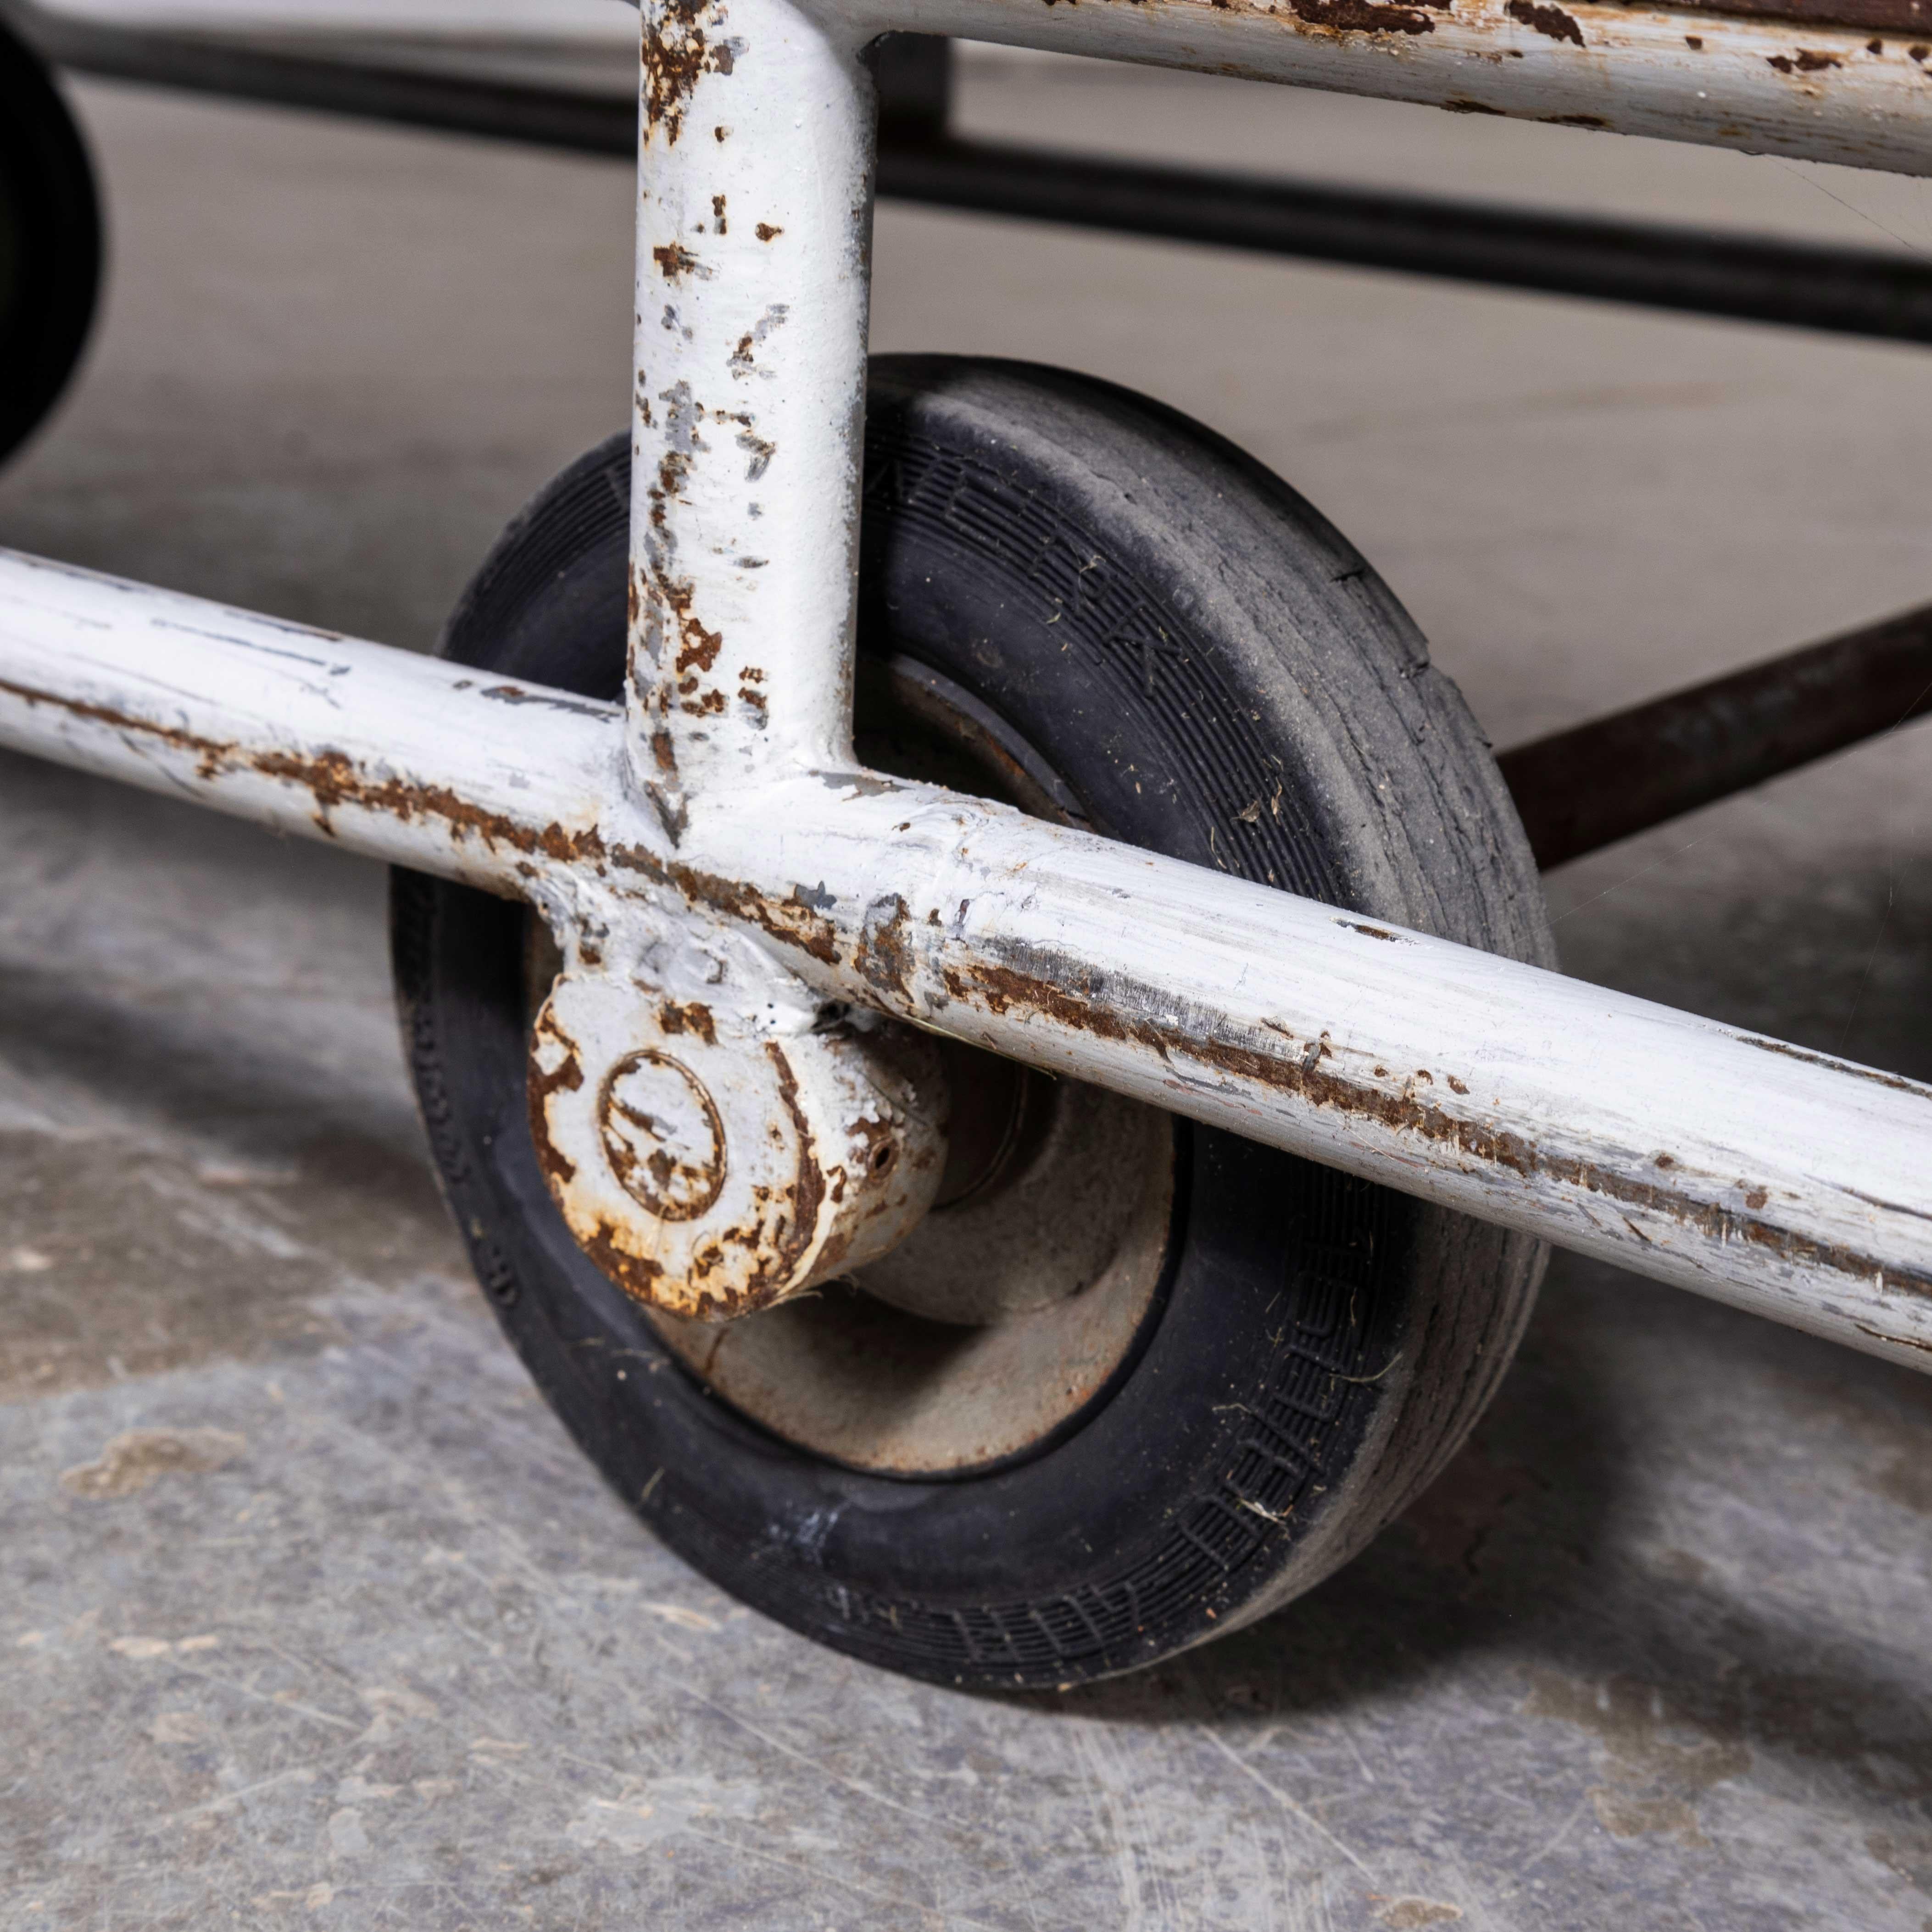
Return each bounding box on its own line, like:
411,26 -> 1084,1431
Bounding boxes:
1499,602 -> 1932,868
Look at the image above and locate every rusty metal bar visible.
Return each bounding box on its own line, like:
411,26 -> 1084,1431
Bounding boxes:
0,547 -> 619,905
879,0 -> 1932,175
1,545 -> 1929,1368
1501,602 -> 1932,869
14,3 -> 1932,346
1,0 -> 1928,1374
626,0 -> 877,802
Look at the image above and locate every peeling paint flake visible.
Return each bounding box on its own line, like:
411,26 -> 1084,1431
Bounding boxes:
1505,0 -> 1584,43
641,0 -> 736,150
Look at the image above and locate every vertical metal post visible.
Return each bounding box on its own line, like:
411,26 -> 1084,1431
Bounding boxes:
629,0 -> 877,829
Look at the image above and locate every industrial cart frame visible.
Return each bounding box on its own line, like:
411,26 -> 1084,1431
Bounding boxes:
0,0 -> 1928,1364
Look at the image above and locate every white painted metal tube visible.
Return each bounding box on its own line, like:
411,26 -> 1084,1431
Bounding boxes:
630,0 -> 877,816
677,776 -> 1932,1367
868,0 -> 1932,178
640,0 -> 1932,181
0,550 -> 620,895
0,549 -> 1926,1365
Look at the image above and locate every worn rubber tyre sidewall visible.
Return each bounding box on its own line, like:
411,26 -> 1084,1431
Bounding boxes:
393,357 -> 1551,1687
0,21 -> 101,466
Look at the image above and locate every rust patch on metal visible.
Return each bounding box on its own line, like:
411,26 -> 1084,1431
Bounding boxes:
755,223 -> 783,242
251,748 -> 606,865
1858,1323 -> 1932,1353
527,1006 -> 585,1191
726,304 -> 789,383
1287,0 -> 1441,29
856,895 -> 914,1000
1339,921 -> 1401,942
1739,1034 -> 1932,1099
654,446 -> 689,517
726,417 -> 776,480
667,1044 -> 829,1321
597,1049 -> 728,1221
610,845 -> 842,967
575,1219 -> 668,1303
847,1112 -> 901,1182
764,1043 -> 831,1283
652,242 -> 707,282
1768,46 -> 1843,66
1506,0 -> 1585,40
654,576 -> 724,679
0,673 -> 234,778
659,1000 -> 718,1046
642,0 -> 734,149
642,436 -> 726,693
0,675 -> 607,872
940,956 -> 1932,1298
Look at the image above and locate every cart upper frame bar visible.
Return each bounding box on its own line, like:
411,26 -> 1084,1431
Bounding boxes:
0,0 -> 1927,1362
726,0 -> 1932,176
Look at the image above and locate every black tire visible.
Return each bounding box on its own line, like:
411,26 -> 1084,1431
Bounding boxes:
0,19 -> 101,468
392,357 -> 1553,1687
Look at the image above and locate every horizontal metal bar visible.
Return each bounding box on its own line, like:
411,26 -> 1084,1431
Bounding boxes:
876,137 -> 1932,349
855,0 -> 1932,176
683,775 -> 1932,1368
1,546 -> 1926,1370
1702,0 -> 1930,27
20,1 -> 1932,350
1502,602 -> 1932,868
0,548 -> 618,900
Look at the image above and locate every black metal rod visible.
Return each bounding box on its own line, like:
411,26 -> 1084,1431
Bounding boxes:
1498,605 -> 1932,869
17,3 -> 1932,350
877,137 -> 1932,348
9,8 -> 638,159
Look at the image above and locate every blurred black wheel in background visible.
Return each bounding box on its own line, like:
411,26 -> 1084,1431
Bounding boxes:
0,17 -> 101,467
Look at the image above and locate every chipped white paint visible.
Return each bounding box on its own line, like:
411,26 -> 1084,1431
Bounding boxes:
528,962 -> 948,1318
629,0 -> 878,807
0,1 -> 1929,1351
0,548 -> 1928,1359
626,0 -> 1932,180
0,546 -> 622,908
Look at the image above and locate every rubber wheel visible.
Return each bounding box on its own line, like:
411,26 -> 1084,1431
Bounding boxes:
392,357 -> 1554,1687
0,18 -> 100,467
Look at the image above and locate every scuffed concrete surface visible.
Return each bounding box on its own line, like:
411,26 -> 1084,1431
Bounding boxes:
1,64 -> 1929,1930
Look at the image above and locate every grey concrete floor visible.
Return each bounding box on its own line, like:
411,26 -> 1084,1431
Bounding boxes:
2,60 -> 1931,1931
